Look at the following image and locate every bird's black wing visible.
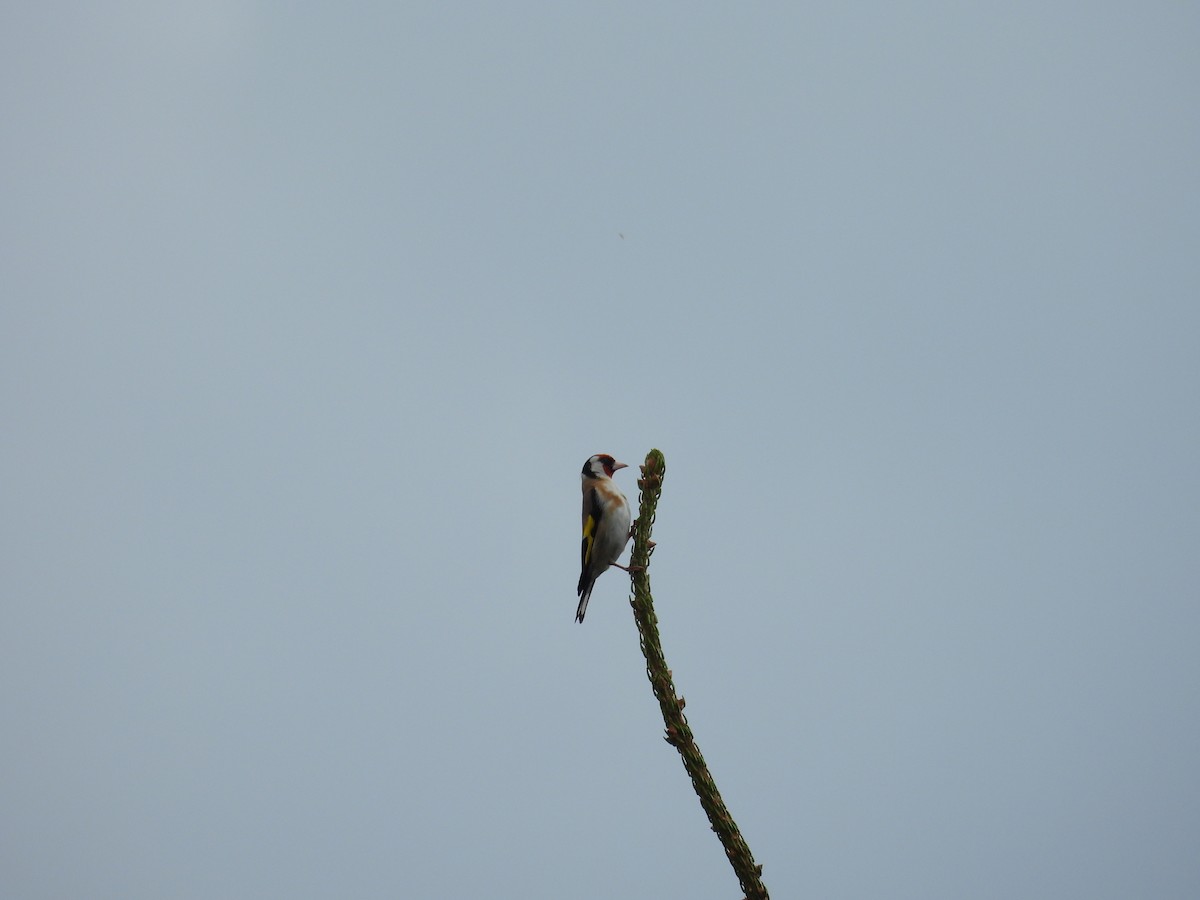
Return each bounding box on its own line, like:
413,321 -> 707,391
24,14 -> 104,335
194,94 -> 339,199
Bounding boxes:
579,486 -> 603,592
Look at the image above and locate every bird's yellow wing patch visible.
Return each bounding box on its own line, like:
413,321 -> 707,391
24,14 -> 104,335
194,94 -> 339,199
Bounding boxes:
581,514 -> 597,567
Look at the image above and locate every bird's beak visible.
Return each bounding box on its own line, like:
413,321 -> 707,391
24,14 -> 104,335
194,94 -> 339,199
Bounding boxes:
612,461 -> 629,471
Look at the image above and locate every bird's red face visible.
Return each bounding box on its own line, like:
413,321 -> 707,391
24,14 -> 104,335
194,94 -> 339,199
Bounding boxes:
587,454 -> 628,478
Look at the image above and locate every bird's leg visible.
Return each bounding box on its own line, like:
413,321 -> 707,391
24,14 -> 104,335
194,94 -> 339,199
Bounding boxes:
611,562 -> 645,574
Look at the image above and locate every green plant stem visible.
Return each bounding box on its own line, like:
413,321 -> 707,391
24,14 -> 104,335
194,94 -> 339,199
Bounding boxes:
628,449 -> 769,900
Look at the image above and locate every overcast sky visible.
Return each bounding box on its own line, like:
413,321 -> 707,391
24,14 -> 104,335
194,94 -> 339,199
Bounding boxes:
3,3 -> 1198,898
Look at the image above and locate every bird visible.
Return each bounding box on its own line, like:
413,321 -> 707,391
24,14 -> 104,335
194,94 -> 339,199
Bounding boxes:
576,453 -> 633,623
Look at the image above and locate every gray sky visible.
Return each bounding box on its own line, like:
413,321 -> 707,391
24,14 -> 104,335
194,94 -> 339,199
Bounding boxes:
3,3 -> 1198,898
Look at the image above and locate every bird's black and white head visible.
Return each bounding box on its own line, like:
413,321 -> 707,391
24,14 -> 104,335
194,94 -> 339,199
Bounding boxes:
582,453 -> 628,480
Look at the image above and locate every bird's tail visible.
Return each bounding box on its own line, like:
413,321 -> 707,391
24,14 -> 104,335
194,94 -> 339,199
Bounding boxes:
575,582 -> 594,623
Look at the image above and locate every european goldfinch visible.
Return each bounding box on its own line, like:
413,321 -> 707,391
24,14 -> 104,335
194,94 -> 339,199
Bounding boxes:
576,454 -> 632,623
